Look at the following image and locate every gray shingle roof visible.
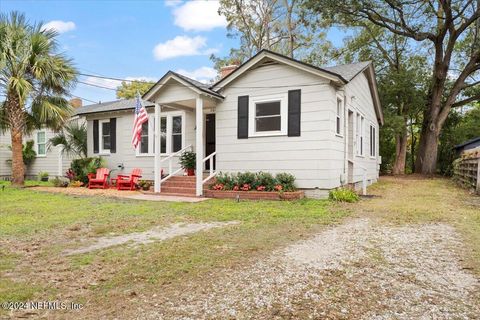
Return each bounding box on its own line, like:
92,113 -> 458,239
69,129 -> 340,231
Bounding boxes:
75,98 -> 154,115
169,71 -> 223,98
322,61 -> 371,81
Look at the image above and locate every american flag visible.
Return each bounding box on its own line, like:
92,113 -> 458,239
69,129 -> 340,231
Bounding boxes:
132,92 -> 148,149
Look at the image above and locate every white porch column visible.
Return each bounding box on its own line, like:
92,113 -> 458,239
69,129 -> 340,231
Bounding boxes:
195,97 -> 204,196
154,103 -> 162,193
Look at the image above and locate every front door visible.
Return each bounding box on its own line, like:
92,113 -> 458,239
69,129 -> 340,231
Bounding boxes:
205,113 -> 216,170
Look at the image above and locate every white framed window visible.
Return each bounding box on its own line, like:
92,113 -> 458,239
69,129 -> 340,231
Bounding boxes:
36,131 -> 46,156
336,96 -> 343,136
370,124 -> 376,157
136,112 -> 185,156
249,94 -> 288,137
356,113 -> 365,156
99,119 -> 111,154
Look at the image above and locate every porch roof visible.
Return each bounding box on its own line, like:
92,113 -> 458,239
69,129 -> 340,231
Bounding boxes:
142,71 -> 224,101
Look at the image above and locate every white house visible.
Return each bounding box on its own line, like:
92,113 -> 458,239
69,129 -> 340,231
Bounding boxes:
76,50 -> 383,198
0,99 -> 84,180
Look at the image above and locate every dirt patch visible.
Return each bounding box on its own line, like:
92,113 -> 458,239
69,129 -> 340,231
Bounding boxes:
140,218 -> 480,319
32,186 -> 138,198
65,221 -> 241,255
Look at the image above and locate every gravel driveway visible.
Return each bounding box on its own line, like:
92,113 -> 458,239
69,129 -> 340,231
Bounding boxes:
141,218 -> 480,319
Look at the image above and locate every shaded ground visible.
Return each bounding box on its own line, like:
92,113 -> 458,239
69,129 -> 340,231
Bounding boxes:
1,177 -> 479,319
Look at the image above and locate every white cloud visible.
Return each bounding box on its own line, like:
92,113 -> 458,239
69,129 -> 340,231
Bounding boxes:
173,1 -> 227,31
153,35 -> 214,60
41,20 -> 76,34
176,66 -> 218,83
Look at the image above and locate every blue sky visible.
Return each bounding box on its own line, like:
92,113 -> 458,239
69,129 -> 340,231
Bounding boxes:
1,0 -> 347,105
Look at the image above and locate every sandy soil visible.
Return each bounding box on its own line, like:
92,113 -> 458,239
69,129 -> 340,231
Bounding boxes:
64,221 -> 241,255
140,218 -> 480,319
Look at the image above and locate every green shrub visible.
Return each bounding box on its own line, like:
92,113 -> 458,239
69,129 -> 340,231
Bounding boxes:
329,188 -> 359,203
215,172 -> 235,190
255,171 -> 276,191
236,171 -> 256,186
51,177 -> 69,188
212,171 -> 297,192
70,157 -> 106,185
275,172 -> 296,191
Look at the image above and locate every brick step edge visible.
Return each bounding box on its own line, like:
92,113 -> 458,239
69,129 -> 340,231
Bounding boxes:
204,190 -> 304,201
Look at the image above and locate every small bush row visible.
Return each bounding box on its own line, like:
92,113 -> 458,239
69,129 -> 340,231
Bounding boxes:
211,171 -> 296,192
328,187 -> 359,202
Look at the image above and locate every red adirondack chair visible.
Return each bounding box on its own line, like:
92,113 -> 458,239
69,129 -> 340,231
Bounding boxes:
117,168 -> 142,190
87,168 -> 110,189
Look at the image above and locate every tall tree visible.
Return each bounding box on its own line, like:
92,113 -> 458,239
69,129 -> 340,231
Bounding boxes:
116,81 -> 154,99
214,0 -> 329,67
337,25 -> 427,174
306,0 -> 480,174
0,12 -> 77,186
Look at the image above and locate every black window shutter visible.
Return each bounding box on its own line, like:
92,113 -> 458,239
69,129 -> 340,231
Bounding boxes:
93,120 -> 99,154
110,118 -> 116,153
288,89 -> 301,136
237,95 -> 249,139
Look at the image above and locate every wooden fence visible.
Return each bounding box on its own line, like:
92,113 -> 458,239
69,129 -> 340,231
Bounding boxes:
453,155 -> 480,194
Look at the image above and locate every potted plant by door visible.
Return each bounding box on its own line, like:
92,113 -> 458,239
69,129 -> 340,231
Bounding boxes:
179,151 -> 196,176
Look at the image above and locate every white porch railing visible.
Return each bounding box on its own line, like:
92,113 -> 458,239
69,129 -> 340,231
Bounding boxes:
202,151 -> 217,184
160,144 -> 193,184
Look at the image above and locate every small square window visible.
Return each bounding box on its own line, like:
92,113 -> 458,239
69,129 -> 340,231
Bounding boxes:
255,101 -> 281,132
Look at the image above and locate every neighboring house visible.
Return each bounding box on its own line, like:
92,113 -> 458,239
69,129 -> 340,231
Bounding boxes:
454,137 -> 480,155
0,99 -> 84,180
76,50 -> 383,198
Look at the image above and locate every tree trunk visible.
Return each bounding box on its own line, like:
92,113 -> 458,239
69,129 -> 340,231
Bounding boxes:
6,93 -> 26,186
10,126 -> 25,186
415,123 -> 440,175
392,131 -> 408,175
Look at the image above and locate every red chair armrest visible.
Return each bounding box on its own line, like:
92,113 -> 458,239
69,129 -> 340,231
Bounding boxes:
132,175 -> 142,178
87,173 -> 96,179
117,175 -> 129,179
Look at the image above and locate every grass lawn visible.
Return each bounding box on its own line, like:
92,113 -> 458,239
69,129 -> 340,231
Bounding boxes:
0,181 -> 346,318
0,176 -> 478,319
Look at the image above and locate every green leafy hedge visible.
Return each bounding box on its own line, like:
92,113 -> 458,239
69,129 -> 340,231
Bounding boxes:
69,157 -> 106,184
211,171 -> 296,192
328,188 -> 359,202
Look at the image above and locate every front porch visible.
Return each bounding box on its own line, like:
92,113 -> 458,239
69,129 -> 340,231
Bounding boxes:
143,71 -> 223,196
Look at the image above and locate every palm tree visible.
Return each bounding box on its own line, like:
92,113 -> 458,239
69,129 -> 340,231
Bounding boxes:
49,121 -> 87,158
0,12 -> 77,186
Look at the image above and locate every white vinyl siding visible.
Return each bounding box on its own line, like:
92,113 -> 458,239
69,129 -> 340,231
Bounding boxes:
87,109 -> 193,179
216,63 -> 338,189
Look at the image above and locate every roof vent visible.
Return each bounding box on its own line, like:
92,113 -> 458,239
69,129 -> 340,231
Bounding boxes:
220,64 -> 239,79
